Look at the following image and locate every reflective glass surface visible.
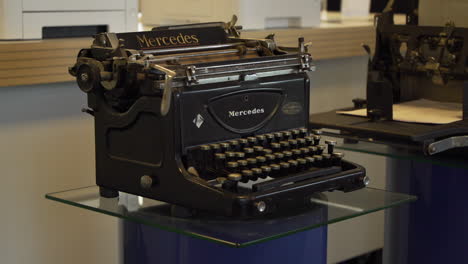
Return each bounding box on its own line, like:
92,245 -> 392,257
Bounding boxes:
46,186 -> 415,247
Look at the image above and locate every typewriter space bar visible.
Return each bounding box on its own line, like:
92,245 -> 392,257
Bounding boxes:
253,167 -> 342,192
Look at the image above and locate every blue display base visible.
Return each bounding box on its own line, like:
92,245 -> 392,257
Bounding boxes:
122,220 -> 327,264
385,160 -> 468,264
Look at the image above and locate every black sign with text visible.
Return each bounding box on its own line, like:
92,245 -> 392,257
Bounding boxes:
116,27 -> 227,50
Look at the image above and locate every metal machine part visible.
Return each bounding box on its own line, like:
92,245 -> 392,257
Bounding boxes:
310,3 -> 468,156
70,17 -> 367,217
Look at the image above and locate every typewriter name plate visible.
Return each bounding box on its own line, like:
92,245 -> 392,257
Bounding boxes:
208,90 -> 284,133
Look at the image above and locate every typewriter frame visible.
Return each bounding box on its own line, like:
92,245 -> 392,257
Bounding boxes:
310,8 -> 468,156
70,19 -> 367,217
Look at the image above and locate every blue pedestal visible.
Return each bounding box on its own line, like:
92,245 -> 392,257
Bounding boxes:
122,221 -> 327,264
386,161 -> 468,264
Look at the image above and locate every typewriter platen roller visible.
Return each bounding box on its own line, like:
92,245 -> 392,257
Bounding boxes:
69,16 -> 368,217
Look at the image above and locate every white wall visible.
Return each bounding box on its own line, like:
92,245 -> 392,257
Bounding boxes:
309,56 -> 387,263
0,83 -> 118,264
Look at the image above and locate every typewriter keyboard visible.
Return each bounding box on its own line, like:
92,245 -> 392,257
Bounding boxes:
185,129 -> 345,192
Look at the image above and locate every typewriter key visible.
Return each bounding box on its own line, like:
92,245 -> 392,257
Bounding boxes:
305,156 -> 315,168
274,152 -> 284,161
288,160 -> 298,173
312,135 -> 321,146
317,145 -> 326,155
256,135 -> 266,146
228,173 -> 242,182
214,153 -> 226,170
220,142 -> 230,152
279,162 -> 290,176
297,158 -> 307,170
210,143 -> 221,153
283,151 -> 293,161
225,151 -> 236,162
322,154 -> 332,167
288,139 -> 298,149
260,166 -> 271,178
291,129 -> 300,138
265,133 -> 275,143
274,132 -> 283,141
265,154 -> 276,164
299,128 -> 308,137
253,146 -> 264,155
237,159 -> 248,170
271,142 -> 281,152
325,140 -> 337,154
279,141 -> 290,150
313,155 -> 323,167
230,140 -> 240,151
292,149 -> 302,159
256,156 -> 266,166
247,137 -> 257,146
262,148 -> 273,155
200,145 -> 212,169
270,164 -> 281,177
244,147 -> 254,158
304,136 -> 313,146
239,138 -> 249,148
332,152 -> 344,166
252,168 -> 262,181
227,161 -> 239,172
297,138 -> 306,148
300,147 -> 310,157
241,170 -> 254,182
247,158 -> 257,168
283,131 -> 292,139
235,152 -> 246,159
308,146 -> 318,155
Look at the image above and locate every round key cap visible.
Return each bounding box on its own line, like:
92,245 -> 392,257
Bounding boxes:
265,133 -> 275,142
291,129 -> 300,138
210,143 -> 221,152
288,159 -> 298,172
304,136 -> 313,146
271,142 -> 281,152
274,132 -> 283,140
256,156 -> 266,165
262,148 -> 273,155
261,166 -> 271,178
227,161 -> 239,171
244,147 -> 254,157
288,139 -> 298,149
270,164 -> 281,177
235,152 -> 245,159
297,138 -> 306,147
299,128 -> 308,137
247,137 -> 257,145
241,170 -> 253,182
279,162 -> 290,176
283,151 -> 293,161
274,152 -> 284,160
225,151 -> 236,161
292,149 -> 302,158
311,129 -> 322,135
220,142 -> 230,151
280,141 -> 290,150
283,131 -> 292,139
251,167 -> 262,180
317,145 -> 326,154
265,154 -> 276,164
228,173 -> 242,181
238,159 -> 248,168
239,138 -> 248,148
229,140 -> 240,150
312,135 -> 321,146
297,158 -> 307,170
247,158 -> 257,168
253,146 -> 264,154
300,147 -> 310,156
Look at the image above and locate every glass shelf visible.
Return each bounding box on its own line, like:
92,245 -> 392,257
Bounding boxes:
46,186 -> 415,248
328,136 -> 468,170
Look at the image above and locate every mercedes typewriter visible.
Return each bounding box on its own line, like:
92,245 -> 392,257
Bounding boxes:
69,17 -> 367,217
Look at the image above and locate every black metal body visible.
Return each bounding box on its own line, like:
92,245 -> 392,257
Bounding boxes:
310,9 -> 468,155
71,20 -> 367,217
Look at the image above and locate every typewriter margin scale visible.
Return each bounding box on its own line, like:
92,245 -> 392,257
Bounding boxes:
69,16 -> 368,218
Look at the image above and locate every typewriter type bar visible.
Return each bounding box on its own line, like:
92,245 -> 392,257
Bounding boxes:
310,7 -> 468,156
69,16 -> 367,217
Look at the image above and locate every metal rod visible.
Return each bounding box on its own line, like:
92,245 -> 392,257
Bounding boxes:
142,43 -> 246,55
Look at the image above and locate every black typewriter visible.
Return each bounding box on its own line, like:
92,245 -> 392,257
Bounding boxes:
310,6 -> 468,156
69,16 -> 367,217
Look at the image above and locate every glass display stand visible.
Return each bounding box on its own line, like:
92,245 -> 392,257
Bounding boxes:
323,136 -> 468,264
46,185 -> 414,264
46,186 -> 414,247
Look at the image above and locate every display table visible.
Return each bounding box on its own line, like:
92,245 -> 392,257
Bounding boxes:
326,137 -> 468,264
46,186 -> 414,263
